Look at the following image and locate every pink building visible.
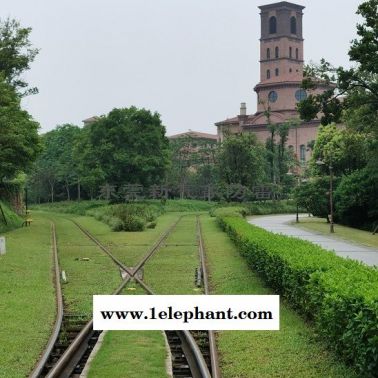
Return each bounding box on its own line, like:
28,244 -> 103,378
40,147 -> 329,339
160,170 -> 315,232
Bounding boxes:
215,1 -> 329,163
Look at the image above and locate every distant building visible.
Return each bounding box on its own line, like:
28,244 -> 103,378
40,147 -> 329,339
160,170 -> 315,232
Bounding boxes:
82,116 -> 100,127
215,1 -> 330,163
168,130 -> 218,143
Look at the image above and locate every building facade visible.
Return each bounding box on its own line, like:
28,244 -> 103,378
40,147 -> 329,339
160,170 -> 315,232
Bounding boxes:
215,1 -> 328,163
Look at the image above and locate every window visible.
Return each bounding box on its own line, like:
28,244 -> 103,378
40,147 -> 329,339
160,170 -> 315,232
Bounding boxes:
268,91 -> 278,103
290,17 -> 297,34
275,68 -> 279,76
267,69 -> 271,79
269,16 -> 277,34
289,68 -> 292,73
295,89 -> 307,101
300,145 -> 306,161
296,48 -> 299,60
267,48 -> 270,59
275,46 -> 279,58
289,47 -> 292,58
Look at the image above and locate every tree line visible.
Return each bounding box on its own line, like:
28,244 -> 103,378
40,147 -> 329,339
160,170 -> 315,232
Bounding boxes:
295,0 -> 378,230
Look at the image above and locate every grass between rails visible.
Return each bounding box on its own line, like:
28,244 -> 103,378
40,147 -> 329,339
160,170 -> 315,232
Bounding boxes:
87,214 -> 202,377
50,213 -> 121,316
75,212 -> 182,267
143,214 -> 200,294
201,215 -> 357,378
293,216 -> 378,249
0,214 -> 55,378
87,331 -> 168,378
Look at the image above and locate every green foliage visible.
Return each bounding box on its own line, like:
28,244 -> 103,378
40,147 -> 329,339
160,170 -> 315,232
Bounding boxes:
217,133 -> 265,188
244,200 -> 299,215
202,216 -> 357,377
294,177 -> 331,219
31,200 -> 108,215
209,206 -> 247,218
310,124 -> 368,176
217,215 -> 378,376
334,167 -> 378,229
0,77 -> 40,182
87,203 -> 163,232
87,107 -> 170,187
0,200 -> 22,232
0,18 -> 39,94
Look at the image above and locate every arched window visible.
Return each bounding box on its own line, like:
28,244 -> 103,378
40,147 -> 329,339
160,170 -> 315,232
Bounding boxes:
275,46 -> 279,58
267,69 -> 271,79
275,68 -> 279,76
289,47 -> 292,58
291,17 -> 297,34
267,48 -> 270,59
296,48 -> 299,60
269,16 -> 277,34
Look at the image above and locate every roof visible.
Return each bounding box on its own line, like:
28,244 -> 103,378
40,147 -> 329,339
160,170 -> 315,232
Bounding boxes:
168,130 -> 218,141
82,116 -> 100,124
215,116 -> 240,126
259,2 -> 305,11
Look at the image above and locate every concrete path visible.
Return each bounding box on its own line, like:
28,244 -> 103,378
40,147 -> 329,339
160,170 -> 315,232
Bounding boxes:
247,214 -> 378,267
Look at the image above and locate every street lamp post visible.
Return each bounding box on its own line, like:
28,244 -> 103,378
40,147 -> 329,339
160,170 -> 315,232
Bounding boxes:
316,159 -> 334,233
287,172 -> 299,223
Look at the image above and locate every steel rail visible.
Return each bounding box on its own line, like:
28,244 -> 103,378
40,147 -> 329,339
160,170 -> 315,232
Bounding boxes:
45,277 -> 131,378
45,215 -> 211,378
197,216 -> 221,378
29,222 -> 64,378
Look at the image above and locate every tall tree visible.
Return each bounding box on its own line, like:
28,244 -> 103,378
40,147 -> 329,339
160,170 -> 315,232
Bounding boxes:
0,18 -> 39,95
0,77 -> 40,183
217,133 -> 264,188
87,107 -> 170,188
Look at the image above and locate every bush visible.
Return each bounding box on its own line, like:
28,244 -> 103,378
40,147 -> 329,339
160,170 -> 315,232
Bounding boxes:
209,206 -> 247,218
0,201 -> 22,233
334,168 -> 378,229
217,215 -> 378,376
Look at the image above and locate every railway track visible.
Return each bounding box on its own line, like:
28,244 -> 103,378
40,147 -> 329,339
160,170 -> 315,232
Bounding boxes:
31,214 -> 219,378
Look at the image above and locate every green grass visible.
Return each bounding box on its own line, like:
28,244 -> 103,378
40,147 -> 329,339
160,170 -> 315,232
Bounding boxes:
87,331 -> 168,378
31,200 -> 108,215
50,214 -> 122,316
74,213 -> 182,267
87,214 -> 202,377
0,214 -> 55,378
293,216 -> 378,249
201,215 -> 357,378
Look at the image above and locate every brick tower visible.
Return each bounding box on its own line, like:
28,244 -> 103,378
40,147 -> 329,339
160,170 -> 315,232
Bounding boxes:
255,1 -> 306,114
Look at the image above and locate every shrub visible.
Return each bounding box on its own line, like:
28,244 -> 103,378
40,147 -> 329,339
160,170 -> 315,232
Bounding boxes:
122,215 -> 145,231
209,206 -> 247,218
217,215 -> 378,376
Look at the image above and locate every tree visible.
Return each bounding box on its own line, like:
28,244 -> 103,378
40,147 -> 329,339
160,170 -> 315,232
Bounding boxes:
217,133 -> 265,188
298,1 -> 378,128
0,77 -> 40,183
0,18 -> 39,95
86,107 -> 170,188
334,167 -> 378,229
310,124 -> 368,176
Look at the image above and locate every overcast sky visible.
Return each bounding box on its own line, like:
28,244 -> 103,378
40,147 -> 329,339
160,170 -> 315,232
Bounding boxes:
2,0 -> 362,135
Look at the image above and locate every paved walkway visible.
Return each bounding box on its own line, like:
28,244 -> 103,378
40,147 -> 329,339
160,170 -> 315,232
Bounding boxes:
247,214 -> 378,267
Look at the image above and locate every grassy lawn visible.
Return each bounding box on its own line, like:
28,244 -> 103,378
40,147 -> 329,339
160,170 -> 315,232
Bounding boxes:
87,214 -> 201,377
201,215 -> 357,378
51,214 -> 122,316
87,331 -> 168,378
0,214 -> 55,378
293,216 -> 378,249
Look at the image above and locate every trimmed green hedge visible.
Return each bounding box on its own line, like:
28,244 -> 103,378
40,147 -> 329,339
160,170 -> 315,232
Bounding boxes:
218,215 -> 378,377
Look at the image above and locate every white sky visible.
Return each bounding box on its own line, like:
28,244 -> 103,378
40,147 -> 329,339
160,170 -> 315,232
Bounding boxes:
1,0 -> 362,135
